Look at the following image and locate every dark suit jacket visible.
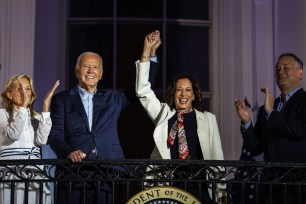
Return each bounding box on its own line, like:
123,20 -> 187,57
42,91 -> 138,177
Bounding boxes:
242,88 -> 306,162
48,61 -> 158,159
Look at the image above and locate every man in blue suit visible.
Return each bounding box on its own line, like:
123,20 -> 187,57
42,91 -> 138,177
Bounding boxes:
48,30 -> 161,203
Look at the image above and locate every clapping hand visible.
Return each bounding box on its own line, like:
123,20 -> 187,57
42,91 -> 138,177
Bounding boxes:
43,80 -> 60,112
234,99 -> 251,124
260,86 -> 274,114
17,77 -> 31,108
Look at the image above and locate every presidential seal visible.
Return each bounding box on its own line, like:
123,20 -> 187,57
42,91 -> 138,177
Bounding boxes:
126,186 -> 201,204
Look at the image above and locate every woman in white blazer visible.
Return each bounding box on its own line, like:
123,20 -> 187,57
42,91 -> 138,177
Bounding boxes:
135,32 -> 226,203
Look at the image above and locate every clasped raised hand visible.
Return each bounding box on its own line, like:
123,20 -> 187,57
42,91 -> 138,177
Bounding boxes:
141,30 -> 161,62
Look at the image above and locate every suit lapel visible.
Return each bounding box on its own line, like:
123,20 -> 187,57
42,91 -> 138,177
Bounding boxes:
281,88 -> 304,113
91,90 -> 104,131
70,87 -> 90,131
154,110 -> 175,159
273,97 -> 281,110
195,110 -> 210,159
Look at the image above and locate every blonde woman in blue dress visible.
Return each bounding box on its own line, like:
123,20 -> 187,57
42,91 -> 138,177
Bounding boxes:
0,74 -> 59,204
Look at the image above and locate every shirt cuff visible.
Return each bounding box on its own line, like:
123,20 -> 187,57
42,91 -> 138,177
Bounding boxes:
40,112 -> 51,124
41,112 -> 50,118
150,56 -> 158,63
266,109 -> 274,120
241,120 -> 252,130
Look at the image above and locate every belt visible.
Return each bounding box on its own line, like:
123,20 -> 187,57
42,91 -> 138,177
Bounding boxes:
0,147 -> 41,159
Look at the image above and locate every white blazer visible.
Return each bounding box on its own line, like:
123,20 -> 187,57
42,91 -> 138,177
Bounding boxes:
135,60 -> 224,161
135,60 -> 226,200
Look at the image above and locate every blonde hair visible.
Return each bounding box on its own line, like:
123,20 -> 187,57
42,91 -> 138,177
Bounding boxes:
1,74 -> 37,118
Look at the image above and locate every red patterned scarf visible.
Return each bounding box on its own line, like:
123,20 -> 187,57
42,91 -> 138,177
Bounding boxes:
168,106 -> 193,160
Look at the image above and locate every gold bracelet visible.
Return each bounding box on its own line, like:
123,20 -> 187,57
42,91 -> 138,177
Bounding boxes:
141,55 -> 150,59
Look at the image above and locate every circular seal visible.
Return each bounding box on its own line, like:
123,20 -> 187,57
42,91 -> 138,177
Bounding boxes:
126,186 -> 201,204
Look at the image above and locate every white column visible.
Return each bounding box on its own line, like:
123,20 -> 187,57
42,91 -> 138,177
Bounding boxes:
213,0 -> 274,160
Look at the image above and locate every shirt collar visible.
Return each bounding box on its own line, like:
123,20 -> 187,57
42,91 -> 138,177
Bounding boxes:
12,106 -> 31,118
77,85 -> 96,98
279,87 -> 302,103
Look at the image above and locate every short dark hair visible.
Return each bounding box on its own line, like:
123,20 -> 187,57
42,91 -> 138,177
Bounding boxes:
278,53 -> 303,69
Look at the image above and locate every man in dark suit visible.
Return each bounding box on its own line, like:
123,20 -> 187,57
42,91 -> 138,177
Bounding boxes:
48,30 -> 161,203
234,53 -> 306,204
